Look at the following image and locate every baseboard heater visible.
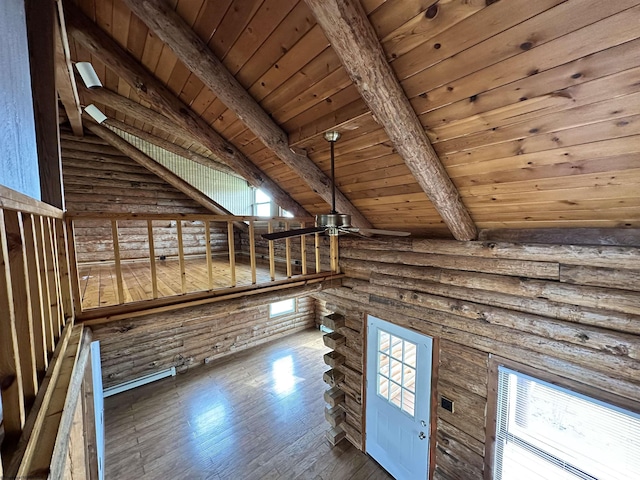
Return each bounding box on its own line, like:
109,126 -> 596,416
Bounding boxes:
103,367 -> 176,398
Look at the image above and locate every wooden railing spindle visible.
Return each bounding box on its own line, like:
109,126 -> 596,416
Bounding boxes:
54,219 -> 74,322
0,208 -> 27,437
300,222 -> 307,275
22,214 -> 47,374
36,217 -> 54,353
315,232 -> 321,273
330,235 -> 339,273
65,218 -> 82,318
147,220 -> 158,299
268,221 -> 275,281
227,221 -> 236,287
43,218 -> 62,339
4,210 -> 38,404
48,219 -> 65,332
285,221 -> 292,278
110,220 -> 125,304
205,220 -> 213,290
176,220 -> 186,294
249,220 -> 256,285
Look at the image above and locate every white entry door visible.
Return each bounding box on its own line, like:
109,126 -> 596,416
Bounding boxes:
91,341 -> 105,480
366,315 -> 433,480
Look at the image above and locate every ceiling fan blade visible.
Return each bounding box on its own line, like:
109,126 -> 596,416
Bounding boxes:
357,228 -> 411,237
261,226 -> 327,240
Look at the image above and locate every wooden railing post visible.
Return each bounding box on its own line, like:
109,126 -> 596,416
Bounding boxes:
110,220 -> 125,304
147,220 -> 158,299
249,220 -> 257,285
0,209 -> 27,439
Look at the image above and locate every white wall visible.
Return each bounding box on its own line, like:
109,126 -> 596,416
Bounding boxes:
0,0 -> 40,199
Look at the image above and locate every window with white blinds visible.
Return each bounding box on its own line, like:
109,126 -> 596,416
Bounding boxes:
494,366 -> 640,480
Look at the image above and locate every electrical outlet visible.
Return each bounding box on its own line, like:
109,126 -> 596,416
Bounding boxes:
441,396 -> 454,412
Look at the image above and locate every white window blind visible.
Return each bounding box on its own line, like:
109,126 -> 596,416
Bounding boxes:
494,366 -> 640,480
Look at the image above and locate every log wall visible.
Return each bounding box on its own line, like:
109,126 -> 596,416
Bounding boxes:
90,292 -> 318,389
315,236 -> 640,479
61,132 -> 231,263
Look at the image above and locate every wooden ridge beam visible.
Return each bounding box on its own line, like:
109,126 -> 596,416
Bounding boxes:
304,0 -> 477,241
120,0 -> 372,230
84,121 -> 245,230
64,2 -> 307,218
104,117 -> 240,179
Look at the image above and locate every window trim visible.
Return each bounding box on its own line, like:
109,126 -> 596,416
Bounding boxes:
485,355 -> 640,480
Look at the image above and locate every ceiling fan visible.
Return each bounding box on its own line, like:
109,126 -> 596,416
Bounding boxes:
262,131 -> 410,241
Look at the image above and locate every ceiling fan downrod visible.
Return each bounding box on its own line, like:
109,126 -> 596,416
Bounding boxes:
324,130 -> 340,215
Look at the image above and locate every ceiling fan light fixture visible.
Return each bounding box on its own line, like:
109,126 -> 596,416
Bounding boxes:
324,131 -> 341,142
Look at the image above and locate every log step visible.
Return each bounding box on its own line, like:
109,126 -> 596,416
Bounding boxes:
326,425 -> 346,446
324,386 -> 345,407
324,351 -> 345,368
322,313 -> 345,331
324,405 -> 346,428
323,331 -> 346,349
323,368 -> 345,387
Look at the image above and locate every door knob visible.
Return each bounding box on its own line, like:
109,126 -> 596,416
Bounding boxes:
418,431 -> 426,440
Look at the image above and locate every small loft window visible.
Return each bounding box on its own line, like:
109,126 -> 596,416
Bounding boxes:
269,299 -> 296,317
279,207 -> 294,218
493,365 -> 640,480
254,189 -> 272,217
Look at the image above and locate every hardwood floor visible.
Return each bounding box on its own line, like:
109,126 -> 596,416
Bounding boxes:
104,328 -> 392,480
78,256 -> 291,310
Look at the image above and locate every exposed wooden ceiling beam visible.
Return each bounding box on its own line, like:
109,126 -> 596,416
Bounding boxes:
54,1 -> 82,136
305,0 -> 478,241
84,120 -> 246,230
104,118 -> 241,179
84,87 -> 243,178
82,87 -> 189,139
64,2 -> 308,218
120,0 -> 372,230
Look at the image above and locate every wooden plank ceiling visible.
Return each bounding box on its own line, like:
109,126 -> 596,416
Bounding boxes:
63,0 -> 640,237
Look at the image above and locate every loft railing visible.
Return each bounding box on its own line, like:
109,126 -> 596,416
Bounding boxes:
0,186 -> 96,477
66,212 -> 339,318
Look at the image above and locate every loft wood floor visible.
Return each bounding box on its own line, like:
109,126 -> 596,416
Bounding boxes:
104,328 -> 392,480
78,256 -> 291,310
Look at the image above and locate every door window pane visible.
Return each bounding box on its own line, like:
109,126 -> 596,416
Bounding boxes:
376,329 -> 418,417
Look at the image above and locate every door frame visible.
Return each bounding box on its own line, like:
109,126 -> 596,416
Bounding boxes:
364,314 -> 436,479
